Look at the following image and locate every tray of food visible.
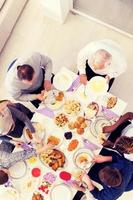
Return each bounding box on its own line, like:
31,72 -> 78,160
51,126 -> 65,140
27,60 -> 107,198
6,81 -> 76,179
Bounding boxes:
64,100 -> 81,115
90,116 -> 112,139
32,193 -> 44,200
73,148 -> 94,170
84,102 -> 99,119
45,90 -> 65,110
54,113 -> 68,127
23,122 -> 45,143
46,129 -> 64,147
40,149 -> 65,171
67,139 -> 79,152
106,96 -> 117,109
68,116 -> 89,135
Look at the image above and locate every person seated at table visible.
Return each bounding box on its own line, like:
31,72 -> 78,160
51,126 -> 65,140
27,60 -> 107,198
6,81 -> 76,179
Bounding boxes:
0,142 -> 52,185
72,152 -> 133,200
0,99 -> 40,145
77,39 -> 127,90
102,112 -> 133,161
5,52 -> 53,108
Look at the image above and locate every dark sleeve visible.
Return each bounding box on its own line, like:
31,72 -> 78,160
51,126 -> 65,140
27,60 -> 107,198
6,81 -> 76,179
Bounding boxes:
14,103 -> 34,118
8,105 -> 35,133
111,153 -> 123,163
90,186 -> 123,200
0,135 -> 12,143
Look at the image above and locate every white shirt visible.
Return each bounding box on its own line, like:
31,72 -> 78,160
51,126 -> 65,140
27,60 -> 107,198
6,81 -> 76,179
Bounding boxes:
77,39 -> 127,78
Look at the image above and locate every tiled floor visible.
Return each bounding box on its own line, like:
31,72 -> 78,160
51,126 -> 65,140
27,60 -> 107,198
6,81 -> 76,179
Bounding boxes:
0,0 -> 132,199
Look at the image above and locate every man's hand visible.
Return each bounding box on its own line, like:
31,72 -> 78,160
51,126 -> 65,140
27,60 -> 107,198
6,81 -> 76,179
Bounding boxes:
44,80 -> 52,91
79,74 -> 87,85
92,155 -> 112,163
37,90 -> 45,101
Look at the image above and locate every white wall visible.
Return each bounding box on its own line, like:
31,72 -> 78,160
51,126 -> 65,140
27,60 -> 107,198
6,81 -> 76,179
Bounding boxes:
41,0 -> 72,23
0,0 -> 28,53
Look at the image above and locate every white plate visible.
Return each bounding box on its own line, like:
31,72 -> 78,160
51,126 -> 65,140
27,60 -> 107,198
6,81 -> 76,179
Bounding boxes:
84,102 -> 99,119
73,148 -> 94,170
85,76 -> 108,96
53,71 -> 73,91
63,99 -> 83,116
90,116 -> 112,137
23,122 -> 45,143
101,94 -> 118,109
45,90 -> 65,110
45,128 -> 64,147
0,187 -> 19,200
21,176 -> 40,193
50,184 -> 72,200
9,161 -> 27,179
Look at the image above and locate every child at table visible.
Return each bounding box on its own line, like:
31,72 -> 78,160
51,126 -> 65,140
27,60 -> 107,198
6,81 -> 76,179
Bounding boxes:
72,149 -> 133,200
0,100 -> 40,147
0,142 -> 52,185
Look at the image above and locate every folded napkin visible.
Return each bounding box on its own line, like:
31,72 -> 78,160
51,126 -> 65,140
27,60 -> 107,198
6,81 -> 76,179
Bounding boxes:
37,108 -> 55,118
102,106 -> 119,119
82,138 -> 102,150
67,76 -> 80,92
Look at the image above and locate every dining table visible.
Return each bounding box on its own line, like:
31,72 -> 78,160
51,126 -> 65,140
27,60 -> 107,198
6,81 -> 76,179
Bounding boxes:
2,67 -> 127,200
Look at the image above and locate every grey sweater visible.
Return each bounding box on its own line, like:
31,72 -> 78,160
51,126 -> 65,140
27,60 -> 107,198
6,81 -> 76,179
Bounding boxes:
5,52 -> 53,101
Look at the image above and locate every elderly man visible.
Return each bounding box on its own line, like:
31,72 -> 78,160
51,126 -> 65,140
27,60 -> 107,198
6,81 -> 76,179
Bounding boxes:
77,39 -> 127,89
5,52 -> 53,107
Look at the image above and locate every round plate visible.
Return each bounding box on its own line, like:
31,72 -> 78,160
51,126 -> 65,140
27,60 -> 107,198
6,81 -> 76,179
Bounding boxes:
9,161 -> 27,179
0,187 -> 19,200
21,176 -> 40,193
85,76 -> 108,96
84,102 -> 99,119
45,129 -> 64,147
50,184 -> 72,200
39,149 -> 66,171
23,122 -> 45,143
90,116 -> 112,137
63,99 -> 82,116
45,90 -> 65,110
73,148 -> 94,170
53,72 -> 73,91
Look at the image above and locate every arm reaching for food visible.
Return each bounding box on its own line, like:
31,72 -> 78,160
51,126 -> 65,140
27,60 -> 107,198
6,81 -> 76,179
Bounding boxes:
103,112 -> 133,133
92,155 -> 112,163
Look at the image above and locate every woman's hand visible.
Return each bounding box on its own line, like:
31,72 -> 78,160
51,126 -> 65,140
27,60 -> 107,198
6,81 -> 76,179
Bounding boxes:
102,124 -> 116,133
